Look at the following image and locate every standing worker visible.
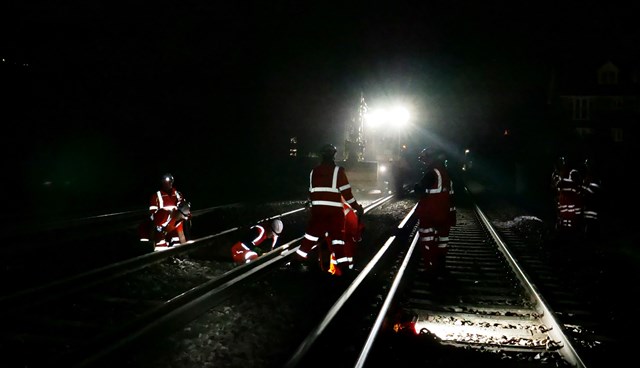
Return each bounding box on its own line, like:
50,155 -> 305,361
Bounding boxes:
553,160 -> 583,236
414,147 -> 455,279
294,143 -> 364,277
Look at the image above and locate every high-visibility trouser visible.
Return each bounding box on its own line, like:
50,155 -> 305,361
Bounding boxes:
296,208 -> 348,271
557,203 -> 582,228
230,241 -> 259,264
418,221 -> 450,272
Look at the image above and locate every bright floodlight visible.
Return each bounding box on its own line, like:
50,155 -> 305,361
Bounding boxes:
364,109 -> 386,129
389,106 -> 409,129
364,105 -> 410,131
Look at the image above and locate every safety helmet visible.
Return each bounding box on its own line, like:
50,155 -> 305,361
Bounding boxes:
320,144 -> 337,159
162,173 -> 174,184
271,218 -> 284,235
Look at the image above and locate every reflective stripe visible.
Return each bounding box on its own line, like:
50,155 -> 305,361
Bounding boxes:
331,239 -> 345,246
304,233 -> 320,242
425,168 -> 444,193
310,187 -> 340,193
310,165 -> 357,208
251,225 -> 266,244
296,249 -> 308,259
311,200 -> 343,207
160,216 -> 171,228
245,251 -> 258,261
156,191 -> 164,208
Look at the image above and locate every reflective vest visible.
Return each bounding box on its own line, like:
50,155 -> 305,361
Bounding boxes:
416,163 -> 452,224
309,162 -> 357,210
149,188 -> 184,214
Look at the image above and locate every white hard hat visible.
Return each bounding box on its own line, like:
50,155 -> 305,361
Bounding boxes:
271,219 -> 284,235
162,173 -> 174,183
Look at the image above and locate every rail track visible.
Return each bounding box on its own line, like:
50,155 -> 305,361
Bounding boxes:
0,184 -> 618,367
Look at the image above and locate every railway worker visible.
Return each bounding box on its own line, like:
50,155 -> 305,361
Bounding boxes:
414,147 -> 454,279
231,218 -> 284,265
553,159 -> 583,236
580,158 -> 602,241
148,173 -> 190,243
293,143 -> 364,277
325,198 -> 365,275
139,200 -> 192,250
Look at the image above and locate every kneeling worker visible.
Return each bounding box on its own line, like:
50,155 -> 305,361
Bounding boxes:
231,218 -> 284,265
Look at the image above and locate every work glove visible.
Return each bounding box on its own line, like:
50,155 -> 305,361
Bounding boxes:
354,203 -> 364,217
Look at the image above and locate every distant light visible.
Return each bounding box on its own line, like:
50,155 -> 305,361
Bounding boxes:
379,165 -> 387,173
364,105 -> 411,131
389,107 -> 409,128
504,129 -> 509,136
465,149 -> 470,155
364,109 -> 386,128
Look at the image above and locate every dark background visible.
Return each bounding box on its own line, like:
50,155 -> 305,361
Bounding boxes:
2,1 -> 638,220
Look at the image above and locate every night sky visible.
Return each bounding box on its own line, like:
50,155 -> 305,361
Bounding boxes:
2,1 -> 638,218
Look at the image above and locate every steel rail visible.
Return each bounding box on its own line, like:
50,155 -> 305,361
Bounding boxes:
471,188 -> 587,368
59,195 -> 394,367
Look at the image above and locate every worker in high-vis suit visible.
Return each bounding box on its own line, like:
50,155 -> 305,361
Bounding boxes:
325,198 -> 365,276
414,147 -> 455,279
294,143 -> 364,277
148,173 -> 189,243
139,200 -> 192,251
231,219 -> 284,265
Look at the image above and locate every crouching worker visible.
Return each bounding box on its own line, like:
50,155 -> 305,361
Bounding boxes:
139,200 -> 192,251
231,218 -> 284,265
